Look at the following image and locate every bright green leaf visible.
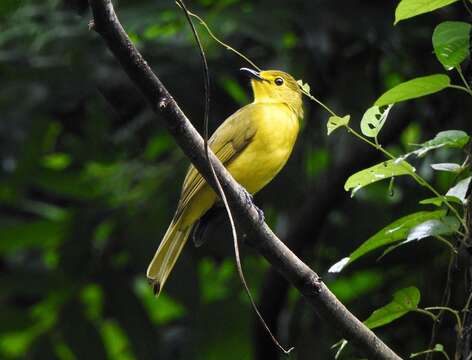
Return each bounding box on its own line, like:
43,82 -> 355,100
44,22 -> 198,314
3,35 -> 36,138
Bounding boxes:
419,195 -> 463,207
395,0 -> 460,24
433,21 -> 471,70
360,105 -> 393,138
328,210 -> 446,273
344,160 -> 415,196
327,115 -> 350,135
41,153 -> 71,170
364,287 -> 420,329
375,74 -> 450,106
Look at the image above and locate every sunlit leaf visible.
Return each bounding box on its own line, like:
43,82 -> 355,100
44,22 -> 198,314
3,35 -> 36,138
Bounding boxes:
364,287 -> 420,329
433,21 -> 471,70
327,115 -> 350,135
328,210 -> 446,273
415,130 -> 469,156
407,216 -> 460,241
446,176 -> 472,204
360,105 -> 393,138
375,74 -> 450,106
395,0 -> 460,24
344,160 -> 415,196
396,130 -> 470,162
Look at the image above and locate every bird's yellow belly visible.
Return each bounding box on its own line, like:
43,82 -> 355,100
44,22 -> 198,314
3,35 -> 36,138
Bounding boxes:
180,106 -> 299,227
228,118 -> 298,194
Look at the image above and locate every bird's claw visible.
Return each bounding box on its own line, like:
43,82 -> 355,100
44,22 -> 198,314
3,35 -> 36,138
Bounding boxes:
240,187 -> 264,224
254,205 -> 265,224
241,187 -> 254,204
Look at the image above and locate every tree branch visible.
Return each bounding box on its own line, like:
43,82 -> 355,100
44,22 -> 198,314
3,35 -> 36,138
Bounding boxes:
87,1 -> 402,358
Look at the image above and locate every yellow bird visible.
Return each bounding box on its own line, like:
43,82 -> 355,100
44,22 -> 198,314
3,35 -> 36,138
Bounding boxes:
147,68 -> 303,294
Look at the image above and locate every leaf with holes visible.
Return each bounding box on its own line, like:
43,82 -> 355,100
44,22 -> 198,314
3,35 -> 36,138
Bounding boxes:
364,287 -> 420,329
395,0 -> 460,24
344,160 -> 415,196
375,74 -> 450,106
296,79 -> 311,95
360,105 -> 393,138
433,21 -> 471,70
327,115 -> 350,135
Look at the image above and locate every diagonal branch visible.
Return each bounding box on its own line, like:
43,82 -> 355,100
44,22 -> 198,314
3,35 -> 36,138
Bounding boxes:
87,1 -> 402,358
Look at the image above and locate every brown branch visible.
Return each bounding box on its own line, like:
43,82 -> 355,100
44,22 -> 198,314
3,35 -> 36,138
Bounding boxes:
87,1 -> 403,358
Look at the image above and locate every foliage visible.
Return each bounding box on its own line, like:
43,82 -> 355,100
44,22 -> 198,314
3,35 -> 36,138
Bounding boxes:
0,0 -> 471,359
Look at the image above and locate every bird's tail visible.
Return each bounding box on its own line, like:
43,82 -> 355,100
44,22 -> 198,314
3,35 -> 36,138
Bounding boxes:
146,217 -> 192,296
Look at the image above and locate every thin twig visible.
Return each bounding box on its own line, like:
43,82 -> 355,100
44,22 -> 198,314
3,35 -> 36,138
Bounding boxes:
175,0 -> 292,354
183,9 -> 262,72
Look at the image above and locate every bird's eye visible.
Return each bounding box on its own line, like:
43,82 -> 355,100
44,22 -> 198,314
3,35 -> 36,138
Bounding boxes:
274,77 -> 284,86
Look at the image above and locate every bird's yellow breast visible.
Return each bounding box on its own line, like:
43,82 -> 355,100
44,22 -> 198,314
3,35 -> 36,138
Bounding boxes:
227,102 -> 299,194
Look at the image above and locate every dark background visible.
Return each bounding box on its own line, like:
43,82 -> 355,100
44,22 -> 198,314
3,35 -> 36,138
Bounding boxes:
1,0 -> 471,359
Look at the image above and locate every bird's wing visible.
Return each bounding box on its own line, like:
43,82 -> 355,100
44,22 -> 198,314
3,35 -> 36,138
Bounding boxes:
175,103 -> 258,218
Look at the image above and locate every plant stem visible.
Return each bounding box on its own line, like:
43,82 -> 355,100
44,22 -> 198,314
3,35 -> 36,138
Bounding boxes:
425,306 -> 462,333
302,90 -> 337,117
415,308 -> 439,321
434,236 -> 458,254
449,84 -> 472,96
456,66 -> 472,94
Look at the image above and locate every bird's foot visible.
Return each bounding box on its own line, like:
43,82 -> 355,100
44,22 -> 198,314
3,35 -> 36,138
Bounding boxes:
241,187 -> 254,204
254,205 -> 265,225
240,187 -> 264,224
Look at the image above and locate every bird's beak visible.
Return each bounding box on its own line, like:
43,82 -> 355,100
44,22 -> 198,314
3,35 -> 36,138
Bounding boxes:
240,67 -> 264,81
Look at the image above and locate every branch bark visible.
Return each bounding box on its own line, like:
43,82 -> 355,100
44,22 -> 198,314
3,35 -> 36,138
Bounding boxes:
88,1 -> 403,358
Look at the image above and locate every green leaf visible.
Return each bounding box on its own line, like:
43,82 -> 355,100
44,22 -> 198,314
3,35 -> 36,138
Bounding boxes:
406,216 -> 460,241
419,195 -> 463,207
398,130 -> 470,160
360,105 -> 393,138
380,216 -> 459,257
364,287 -> 420,329
433,21 -> 471,70
328,210 -> 446,273
296,79 -> 311,94
344,160 -> 415,196
419,130 -> 469,152
375,74 -> 450,106
430,163 -> 462,172
41,153 -> 71,171
395,0 -> 460,24
446,176 -> 472,204
327,115 -> 350,135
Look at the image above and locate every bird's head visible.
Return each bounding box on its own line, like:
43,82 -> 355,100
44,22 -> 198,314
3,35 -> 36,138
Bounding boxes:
241,68 -> 303,118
